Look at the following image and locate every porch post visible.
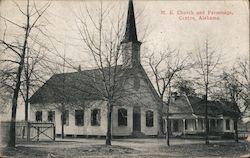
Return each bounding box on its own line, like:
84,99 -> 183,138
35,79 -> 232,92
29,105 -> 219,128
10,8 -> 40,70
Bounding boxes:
183,119 -> 186,135
196,119 -> 199,131
203,118 -> 205,132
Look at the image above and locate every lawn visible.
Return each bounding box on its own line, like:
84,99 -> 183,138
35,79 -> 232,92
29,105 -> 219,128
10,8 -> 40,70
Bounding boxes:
0,138 -> 249,157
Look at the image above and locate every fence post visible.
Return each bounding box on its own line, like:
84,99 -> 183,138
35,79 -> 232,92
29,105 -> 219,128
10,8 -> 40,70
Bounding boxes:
37,127 -> 40,141
53,125 -> 56,141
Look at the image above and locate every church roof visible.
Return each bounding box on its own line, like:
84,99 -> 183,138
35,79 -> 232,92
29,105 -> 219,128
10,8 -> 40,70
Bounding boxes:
121,0 -> 140,43
30,64 -> 161,105
30,66 -> 122,104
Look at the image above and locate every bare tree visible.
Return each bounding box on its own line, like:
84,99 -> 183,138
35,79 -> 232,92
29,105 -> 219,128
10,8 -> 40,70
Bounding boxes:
191,39 -> 221,145
146,48 -> 188,146
0,0 -> 51,147
219,59 -> 249,142
74,0 -> 154,145
75,1 -> 125,145
173,78 -> 197,97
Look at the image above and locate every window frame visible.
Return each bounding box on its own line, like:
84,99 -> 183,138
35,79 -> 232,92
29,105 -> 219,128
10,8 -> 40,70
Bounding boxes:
91,109 -> 101,126
36,111 -> 43,122
47,111 -> 55,122
75,109 -> 84,126
145,110 -> 154,127
118,108 -> 128,126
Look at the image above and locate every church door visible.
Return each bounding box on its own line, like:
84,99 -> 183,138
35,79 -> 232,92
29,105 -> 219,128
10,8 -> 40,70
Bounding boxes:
133,107 -> 141,131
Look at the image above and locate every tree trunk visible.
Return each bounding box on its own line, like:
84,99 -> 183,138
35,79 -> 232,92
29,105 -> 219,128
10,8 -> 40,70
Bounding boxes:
205,91 -> 209,145
24,84 -> 29,121
25,101 -> 29,121
106,102 -> 112,145
61,113 -> 64,139
8,51 -> 26,147
8,97 -> 18,147
25,56 -> 30,121
166,117 -> 170,146
158,98 -> 164,136
234,118 -> 239,143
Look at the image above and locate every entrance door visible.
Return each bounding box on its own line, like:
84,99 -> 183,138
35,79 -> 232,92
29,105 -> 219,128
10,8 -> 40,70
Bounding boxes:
133,107 -> 141,131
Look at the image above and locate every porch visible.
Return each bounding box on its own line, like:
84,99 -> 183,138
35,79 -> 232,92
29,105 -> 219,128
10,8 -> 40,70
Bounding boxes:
164,114 -> 233,136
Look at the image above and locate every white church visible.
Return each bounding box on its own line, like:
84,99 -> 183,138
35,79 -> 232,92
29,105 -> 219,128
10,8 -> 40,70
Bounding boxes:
29,0 -> 162,137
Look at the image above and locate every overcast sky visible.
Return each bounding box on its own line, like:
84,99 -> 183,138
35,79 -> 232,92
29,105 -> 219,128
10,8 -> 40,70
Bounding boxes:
1,0 -> 249,67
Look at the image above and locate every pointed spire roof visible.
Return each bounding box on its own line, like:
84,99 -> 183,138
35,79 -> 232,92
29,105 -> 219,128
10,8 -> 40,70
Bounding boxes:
122,0 -> 140,43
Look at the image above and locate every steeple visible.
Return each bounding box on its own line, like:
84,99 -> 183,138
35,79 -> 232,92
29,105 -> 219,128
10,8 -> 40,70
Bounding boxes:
122,0 -> 139,43
121,0 -> 141,67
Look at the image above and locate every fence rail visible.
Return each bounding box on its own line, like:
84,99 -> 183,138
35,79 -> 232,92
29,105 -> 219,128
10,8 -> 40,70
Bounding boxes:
0,121 -> 55,144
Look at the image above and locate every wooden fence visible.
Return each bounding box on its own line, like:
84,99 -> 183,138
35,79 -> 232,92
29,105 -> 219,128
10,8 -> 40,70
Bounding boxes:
0,121 -> 55,145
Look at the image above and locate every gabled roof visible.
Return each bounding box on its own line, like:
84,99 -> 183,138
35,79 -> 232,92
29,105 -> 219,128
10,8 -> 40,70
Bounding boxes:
30,66 -> 122,104
30,64 -> 161,105
169,96 -> 193,114
188,96 -> 240,117
169,95 -> 240,118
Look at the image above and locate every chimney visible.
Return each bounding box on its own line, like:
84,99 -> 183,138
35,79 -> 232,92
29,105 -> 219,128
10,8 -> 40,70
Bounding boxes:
171,92 -> 178,102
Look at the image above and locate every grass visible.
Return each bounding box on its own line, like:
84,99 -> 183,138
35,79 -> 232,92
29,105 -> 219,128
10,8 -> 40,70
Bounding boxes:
0,139 -> 249,158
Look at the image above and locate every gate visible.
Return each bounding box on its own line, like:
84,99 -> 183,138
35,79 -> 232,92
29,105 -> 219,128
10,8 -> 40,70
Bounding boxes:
27,122 -> 55,141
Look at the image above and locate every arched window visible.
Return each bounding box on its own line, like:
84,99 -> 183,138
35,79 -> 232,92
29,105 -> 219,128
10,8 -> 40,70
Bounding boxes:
118,108 -> 127,126
146,110 -> 154,127
91,109 -> 101,126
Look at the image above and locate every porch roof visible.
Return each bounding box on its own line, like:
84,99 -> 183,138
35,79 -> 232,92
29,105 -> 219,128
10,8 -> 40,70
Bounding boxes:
166,113 -> 196,120
167,95 -> 240,119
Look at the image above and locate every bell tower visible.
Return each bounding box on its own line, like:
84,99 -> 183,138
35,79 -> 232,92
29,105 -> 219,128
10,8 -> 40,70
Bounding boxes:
121,0 -> 141,67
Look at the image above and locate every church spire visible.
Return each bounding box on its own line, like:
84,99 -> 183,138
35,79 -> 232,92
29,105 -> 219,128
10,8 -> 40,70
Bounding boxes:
122,0 -> 139,43
121,0 -> 141,67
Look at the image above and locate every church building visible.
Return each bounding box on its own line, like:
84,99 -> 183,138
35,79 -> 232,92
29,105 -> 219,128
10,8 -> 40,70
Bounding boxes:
29,0 -> 161,137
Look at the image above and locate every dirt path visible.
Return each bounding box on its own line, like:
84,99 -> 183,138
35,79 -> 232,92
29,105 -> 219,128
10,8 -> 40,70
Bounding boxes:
0,138 -> 249,157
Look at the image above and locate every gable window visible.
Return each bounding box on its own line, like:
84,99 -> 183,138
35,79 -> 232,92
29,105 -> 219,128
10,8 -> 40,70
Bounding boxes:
75,110 -> 84,126
118,108 -> 127,126
226,119 -> 230,130
146,110 -> 154,127
48,111 -> 55,122
62,110 -> 69,126
91,109 -> 101,126
36,111 -> 42,122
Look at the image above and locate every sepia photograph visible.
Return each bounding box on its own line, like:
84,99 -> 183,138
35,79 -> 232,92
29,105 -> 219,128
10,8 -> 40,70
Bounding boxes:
0,0 -> 249,157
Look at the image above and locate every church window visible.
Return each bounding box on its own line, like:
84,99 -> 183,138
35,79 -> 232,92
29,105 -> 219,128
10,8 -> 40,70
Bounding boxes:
226,119 -> 230,130
35,111 -> 42,122
91,109 -> 101,126
48,111 -> 55,122
62,110 -> 69,126
118,108 -> 127,126
146,110 -> 154,127
75,110 -> 84,126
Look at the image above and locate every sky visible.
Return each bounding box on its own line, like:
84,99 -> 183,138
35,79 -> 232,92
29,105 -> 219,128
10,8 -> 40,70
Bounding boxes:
0,0 -> 249,120
1,0 -> 249,67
